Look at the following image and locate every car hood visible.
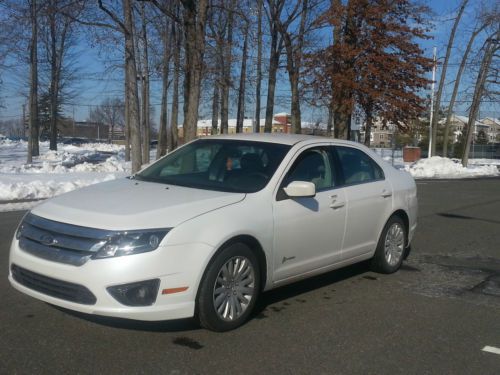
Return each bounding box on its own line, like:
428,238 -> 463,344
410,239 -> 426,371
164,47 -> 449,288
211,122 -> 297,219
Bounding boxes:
31,178 -> 245,230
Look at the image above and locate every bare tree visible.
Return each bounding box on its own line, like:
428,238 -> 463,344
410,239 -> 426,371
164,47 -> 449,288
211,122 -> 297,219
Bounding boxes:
462,30 -> 498,167
157,14 -> 172,159
41,0 -> 83,151
88,97 -> 125,142
442,23 -> 486,156
169,17 -> 181,151
236,18 -> 249,133
138,2 -> 150,164
206,3 -> 224,135
264,0 -> 285,133
220,0 -> 235,134
180,0 -> 209,142
275,0 -> 315,134
430,0 -> 468,156
93,0 -> 142,172
254,0 -> 263,133
28,0 -> 40,163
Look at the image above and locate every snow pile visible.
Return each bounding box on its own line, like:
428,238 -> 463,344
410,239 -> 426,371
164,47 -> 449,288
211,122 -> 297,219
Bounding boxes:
0,174 -> 117,201
0,140 -> 130,207
405,156 -> 499,179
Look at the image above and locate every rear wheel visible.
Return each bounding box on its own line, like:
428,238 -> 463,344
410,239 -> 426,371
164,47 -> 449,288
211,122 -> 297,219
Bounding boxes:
197,243 -> 260,332
371,216 -> 406,274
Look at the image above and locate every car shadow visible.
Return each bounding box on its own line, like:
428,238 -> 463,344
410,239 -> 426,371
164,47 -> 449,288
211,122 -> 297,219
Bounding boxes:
252,260 -> 371,319
49,261 -> 372,333
49,305 -> 200,333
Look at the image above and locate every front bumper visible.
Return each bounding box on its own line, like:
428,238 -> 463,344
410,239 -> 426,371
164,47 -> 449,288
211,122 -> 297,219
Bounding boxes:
8,239 -> 214,321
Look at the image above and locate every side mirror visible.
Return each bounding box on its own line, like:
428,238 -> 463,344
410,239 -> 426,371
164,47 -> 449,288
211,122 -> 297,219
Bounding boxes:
283,181 -> 316,198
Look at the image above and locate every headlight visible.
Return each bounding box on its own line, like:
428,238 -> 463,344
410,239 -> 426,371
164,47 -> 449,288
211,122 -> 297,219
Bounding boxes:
15,211 -> 30,240
93,229 -> 170,259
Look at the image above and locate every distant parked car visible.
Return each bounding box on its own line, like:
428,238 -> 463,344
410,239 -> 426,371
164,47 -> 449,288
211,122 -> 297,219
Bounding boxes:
9,134 -> 417,331
62,137 -> 89,145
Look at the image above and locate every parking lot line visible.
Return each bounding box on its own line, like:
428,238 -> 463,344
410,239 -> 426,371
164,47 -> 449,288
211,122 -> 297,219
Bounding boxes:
482,346 -> 500,355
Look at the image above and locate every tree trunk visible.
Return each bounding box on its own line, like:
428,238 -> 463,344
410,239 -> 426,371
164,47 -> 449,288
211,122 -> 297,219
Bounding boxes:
279,0 -> 308,134
264,26 -> 281,133
254,0 -> 262,133
334,112 -> 350,139
236,23 -> 249,133
169,21 -> 181,151
49,1 -> 58,151
140,3 -> 150,164
123,0 -> 142,172
289,72 -> 301,134
462,33 -> 496,167
443,25 -> 483,157
364,104 -> 373,147
211,82 -> 219,135
431,0 -> 468,156
220,0 -> 236,134
28,0 -> 39,162
124,79 -> 130,161
157,18 -> 171,159
181,0 -> 209,143
326,106 -> 333,137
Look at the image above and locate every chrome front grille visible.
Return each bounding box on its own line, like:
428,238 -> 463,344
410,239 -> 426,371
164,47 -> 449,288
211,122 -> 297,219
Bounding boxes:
17,213 -> 113,266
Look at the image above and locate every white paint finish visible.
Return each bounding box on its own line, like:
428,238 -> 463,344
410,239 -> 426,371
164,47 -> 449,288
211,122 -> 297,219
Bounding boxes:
482,346 -> 500,355
9,134 -> 418,321
31,178 -> 245,230
341,179 -> 393,260
272,188 -> 346,281
283,180 -> 316,197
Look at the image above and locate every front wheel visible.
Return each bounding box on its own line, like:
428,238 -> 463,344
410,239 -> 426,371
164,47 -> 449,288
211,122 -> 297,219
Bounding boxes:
371,216 -> 406,274
197,243 -> 260,332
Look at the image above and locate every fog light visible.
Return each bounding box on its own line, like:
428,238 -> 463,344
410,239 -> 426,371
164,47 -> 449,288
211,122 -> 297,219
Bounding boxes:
107,279 -> 160,306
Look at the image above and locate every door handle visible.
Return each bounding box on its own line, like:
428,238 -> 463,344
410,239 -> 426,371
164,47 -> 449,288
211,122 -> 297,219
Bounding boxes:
329,195 -> 345,209
381,190 -> 392,198
330,201 -> 345,209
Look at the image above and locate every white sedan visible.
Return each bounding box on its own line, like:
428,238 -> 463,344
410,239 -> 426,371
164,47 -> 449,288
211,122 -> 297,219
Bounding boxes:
9,134 -> 417,331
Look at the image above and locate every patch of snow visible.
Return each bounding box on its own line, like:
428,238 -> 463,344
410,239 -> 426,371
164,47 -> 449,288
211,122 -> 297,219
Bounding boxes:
0,174 -> 119,201
404,156 -> 499,179
0,201 -> 42,213
0,139 -> 130,202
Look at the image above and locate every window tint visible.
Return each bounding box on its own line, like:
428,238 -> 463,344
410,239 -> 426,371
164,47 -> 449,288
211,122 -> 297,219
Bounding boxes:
136,139 -> 290,193
283,147 -> 335,190
335,147 -> 384,185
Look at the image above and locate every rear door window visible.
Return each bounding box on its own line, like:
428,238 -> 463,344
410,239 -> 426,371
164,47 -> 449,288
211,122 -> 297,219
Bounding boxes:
333,146 -> 384,185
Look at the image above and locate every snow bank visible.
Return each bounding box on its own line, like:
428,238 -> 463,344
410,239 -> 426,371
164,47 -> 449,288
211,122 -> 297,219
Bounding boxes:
0,174 -> 118,201
405,156 -> 499,179
0,140 -> 130,203
0,201 -> 42,213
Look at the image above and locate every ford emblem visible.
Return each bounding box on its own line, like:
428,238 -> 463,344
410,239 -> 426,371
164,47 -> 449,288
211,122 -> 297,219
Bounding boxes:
40,234 -> 57,246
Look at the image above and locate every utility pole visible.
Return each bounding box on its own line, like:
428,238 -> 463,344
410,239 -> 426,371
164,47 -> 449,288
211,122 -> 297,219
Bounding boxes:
428,47 -> 437,158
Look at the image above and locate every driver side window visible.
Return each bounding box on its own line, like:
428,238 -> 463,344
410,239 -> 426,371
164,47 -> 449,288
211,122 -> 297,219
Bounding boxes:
283,147 -> 335,191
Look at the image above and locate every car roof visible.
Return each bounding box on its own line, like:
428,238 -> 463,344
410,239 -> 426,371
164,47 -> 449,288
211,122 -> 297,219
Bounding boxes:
206,133 -> 360,147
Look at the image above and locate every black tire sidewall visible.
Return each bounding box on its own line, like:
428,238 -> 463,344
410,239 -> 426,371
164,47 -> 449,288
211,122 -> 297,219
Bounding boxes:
197,243 -> 260,332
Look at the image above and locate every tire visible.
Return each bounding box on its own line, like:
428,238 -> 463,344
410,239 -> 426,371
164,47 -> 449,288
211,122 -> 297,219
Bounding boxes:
196,243 -> 260,332
371,215 -> 406,274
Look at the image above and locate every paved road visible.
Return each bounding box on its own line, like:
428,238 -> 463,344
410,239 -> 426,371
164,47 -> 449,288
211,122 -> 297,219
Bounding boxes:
1,179 -> 499,374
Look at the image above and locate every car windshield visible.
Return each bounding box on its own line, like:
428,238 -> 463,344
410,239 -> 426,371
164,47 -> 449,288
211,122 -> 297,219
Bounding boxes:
136,139 -> 291,193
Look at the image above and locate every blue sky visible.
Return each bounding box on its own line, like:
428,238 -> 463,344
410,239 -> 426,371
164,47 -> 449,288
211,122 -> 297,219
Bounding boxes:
1,0 -> 498,128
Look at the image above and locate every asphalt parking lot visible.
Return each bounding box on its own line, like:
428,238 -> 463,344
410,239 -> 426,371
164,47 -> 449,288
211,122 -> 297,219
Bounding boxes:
1,178 -> 499,374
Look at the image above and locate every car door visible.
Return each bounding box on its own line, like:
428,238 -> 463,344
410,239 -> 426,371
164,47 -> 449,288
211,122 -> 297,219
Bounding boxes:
332,146 -> 393,261
272,146 -> 347,282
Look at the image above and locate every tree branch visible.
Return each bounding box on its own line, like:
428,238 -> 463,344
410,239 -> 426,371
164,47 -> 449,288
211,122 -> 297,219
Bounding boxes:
98,0 -> 127,34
